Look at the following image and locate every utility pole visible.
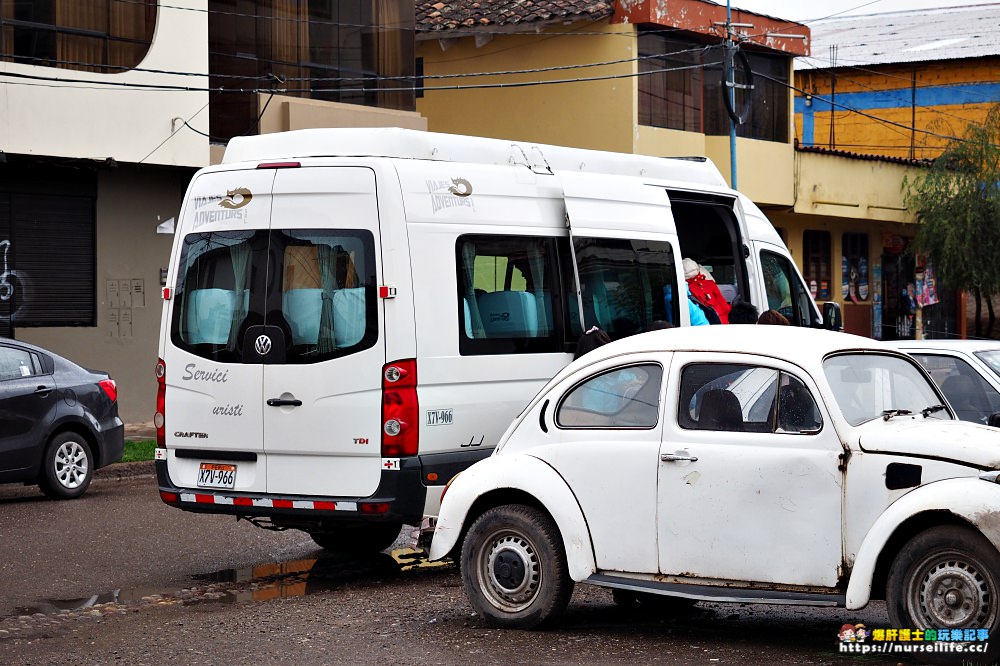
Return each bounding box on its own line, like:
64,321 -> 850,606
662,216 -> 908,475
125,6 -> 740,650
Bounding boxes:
726,0 -> 738,189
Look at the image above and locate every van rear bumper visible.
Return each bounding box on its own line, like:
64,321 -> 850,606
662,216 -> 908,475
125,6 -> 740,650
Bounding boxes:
155,457 -> 427,525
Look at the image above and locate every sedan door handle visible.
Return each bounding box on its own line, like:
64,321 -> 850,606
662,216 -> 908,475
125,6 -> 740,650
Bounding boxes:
266,398 -> 302,407
661,452 -> 698,462
33,385 -> 53,396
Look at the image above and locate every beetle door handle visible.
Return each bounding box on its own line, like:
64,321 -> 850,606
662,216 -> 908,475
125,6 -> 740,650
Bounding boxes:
661,452 -> 698,462
266,398 -> 302,407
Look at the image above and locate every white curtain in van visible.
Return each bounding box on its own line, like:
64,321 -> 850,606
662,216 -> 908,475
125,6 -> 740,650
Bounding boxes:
227,243 -> 251,350
316,243 -> 338,353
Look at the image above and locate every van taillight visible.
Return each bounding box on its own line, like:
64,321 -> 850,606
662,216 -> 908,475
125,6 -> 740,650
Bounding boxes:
381,359 -> 418,457
154,359 -> 166,448
98,379 -> 118,403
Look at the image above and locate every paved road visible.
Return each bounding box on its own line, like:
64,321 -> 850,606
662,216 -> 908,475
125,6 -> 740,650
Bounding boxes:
0,474 -> 902,665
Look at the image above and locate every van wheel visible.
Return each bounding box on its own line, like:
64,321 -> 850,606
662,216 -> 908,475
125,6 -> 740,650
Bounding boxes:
461,504 -> 572,629
39,432 -> 93,500
887,525 -> 1000,665
309,523 -> 402,553
612,588 -> 697,614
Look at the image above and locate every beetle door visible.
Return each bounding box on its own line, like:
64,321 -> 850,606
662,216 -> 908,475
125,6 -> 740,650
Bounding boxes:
657,353 -> 845,587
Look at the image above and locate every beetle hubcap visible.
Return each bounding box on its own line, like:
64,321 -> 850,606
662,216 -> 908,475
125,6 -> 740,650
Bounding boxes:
54,441 -> 88,489
480,533 -> 540,612
909,553 -> 995,628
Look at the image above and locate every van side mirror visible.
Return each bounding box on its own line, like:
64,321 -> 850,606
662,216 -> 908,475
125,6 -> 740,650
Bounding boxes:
988,412 -> 1000,428
822,302 -> 842,331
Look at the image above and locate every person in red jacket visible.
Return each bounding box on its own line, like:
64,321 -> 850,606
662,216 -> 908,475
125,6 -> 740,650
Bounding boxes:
683,258 -> 732,324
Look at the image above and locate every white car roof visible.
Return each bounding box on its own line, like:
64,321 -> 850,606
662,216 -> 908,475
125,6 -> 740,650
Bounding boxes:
585,325 -> 882,359
886,339 -> 1000,353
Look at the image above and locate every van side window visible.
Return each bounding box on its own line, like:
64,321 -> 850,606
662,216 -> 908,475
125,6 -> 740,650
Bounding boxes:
556,364 -> 662,428
456,235 -> 565,355
574,238 -> 680,338
760,250 -> 818,328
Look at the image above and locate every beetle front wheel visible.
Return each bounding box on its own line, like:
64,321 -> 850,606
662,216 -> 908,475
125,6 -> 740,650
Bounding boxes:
460,504 -> 572,629
887,525 -> 1000,665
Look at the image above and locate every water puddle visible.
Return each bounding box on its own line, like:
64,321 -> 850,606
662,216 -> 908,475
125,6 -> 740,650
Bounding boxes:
2,548 -> 452,638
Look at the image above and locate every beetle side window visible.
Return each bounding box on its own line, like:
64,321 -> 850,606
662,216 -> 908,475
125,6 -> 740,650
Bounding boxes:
910,353 -> 1000,424
678,363 -> 822,434
0,346 -> 36,381
556,364 -> 662,428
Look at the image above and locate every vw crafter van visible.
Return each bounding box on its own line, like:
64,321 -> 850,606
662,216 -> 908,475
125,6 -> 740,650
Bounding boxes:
155,128 -> 839,551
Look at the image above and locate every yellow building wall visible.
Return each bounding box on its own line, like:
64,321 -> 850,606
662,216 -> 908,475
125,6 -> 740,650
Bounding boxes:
416,23 -> 635,152
794,57 -> 1000,160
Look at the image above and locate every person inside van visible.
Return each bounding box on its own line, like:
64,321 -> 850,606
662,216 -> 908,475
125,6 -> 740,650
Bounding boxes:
758,309 -> 790,325
574,326 -> 612,359
728,299 -> 759,324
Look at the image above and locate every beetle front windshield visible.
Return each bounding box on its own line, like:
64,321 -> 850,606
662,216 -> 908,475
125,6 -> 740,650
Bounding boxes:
823,353 -> 947,426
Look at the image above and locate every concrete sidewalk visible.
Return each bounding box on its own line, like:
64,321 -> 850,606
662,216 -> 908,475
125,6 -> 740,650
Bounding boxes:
124,422 -> 156,441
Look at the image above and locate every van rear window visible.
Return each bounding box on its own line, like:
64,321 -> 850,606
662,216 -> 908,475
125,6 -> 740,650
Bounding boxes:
171,229 -> 377,364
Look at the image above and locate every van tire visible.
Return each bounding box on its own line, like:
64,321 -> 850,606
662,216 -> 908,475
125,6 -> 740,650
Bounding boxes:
309,523 -> 402,553
886,525 -> 1000,665
461,504 -> 572,629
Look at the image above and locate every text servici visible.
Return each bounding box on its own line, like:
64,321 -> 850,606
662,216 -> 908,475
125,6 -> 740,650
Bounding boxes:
182,363 -> 229,383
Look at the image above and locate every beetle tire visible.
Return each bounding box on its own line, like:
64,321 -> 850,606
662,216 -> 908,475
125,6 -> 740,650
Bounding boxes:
886,524 -> 1000,665
461,504 -> 573,629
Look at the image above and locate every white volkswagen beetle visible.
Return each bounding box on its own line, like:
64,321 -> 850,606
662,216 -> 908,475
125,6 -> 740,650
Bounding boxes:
430,326 -> 1000,663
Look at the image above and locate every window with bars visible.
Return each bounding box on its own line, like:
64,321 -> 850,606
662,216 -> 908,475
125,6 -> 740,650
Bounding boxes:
842,232 -> 870,303
638,31 -> 703,132
802,230 -> 831,301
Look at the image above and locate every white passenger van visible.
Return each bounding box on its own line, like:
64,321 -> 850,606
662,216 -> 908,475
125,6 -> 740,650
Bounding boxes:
154,128 -> 838,552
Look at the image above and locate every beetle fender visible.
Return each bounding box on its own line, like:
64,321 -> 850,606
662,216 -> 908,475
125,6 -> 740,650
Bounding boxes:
846,477 -> 1000,609
428,453 -> 597,582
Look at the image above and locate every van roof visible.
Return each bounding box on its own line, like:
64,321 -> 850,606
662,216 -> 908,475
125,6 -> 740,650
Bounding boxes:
223,128 -> 730,189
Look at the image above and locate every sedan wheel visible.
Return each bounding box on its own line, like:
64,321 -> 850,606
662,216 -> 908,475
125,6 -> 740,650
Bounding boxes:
39,432 -> 94,500
461,504 -> 572,629
887,525 -> 1000,665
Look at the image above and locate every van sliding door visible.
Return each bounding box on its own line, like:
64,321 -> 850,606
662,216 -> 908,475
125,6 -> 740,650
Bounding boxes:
559,172 -> 683,336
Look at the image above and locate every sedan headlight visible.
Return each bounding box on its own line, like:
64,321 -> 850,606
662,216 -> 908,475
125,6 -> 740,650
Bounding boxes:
981,470 -> 1000,484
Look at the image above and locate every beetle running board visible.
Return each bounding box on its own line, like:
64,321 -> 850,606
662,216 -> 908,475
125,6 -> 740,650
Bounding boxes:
587,573 -> 845,607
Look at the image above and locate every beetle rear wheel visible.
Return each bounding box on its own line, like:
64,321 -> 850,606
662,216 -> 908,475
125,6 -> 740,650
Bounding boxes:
887,525 -> 1000,665
461,504 -> 572,629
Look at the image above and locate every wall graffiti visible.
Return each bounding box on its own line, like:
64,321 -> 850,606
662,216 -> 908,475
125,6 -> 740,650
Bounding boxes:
0,240 -> 11,302
0,239 -> 32,330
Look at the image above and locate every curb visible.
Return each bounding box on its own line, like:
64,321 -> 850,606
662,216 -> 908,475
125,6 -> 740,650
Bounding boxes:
95,460 -> 155,482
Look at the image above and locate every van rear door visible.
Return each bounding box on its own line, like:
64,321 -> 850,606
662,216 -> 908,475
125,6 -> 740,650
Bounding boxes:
261,167 -> 385,497
165,168 -> 275,493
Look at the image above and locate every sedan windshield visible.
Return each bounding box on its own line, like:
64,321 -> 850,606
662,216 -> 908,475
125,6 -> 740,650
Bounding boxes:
974,349 -> 1000,381
823,353 -> 948,426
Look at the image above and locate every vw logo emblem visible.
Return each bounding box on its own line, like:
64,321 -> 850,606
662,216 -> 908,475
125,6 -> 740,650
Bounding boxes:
254,334 -> 272,356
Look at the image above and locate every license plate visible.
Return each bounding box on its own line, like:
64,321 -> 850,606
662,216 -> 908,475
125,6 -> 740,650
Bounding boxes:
197,462 -> 236,489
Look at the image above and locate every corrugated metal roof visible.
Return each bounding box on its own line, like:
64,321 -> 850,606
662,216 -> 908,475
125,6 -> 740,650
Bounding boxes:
796,3 -> 1000,70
